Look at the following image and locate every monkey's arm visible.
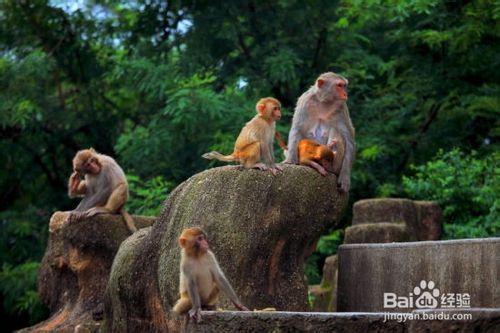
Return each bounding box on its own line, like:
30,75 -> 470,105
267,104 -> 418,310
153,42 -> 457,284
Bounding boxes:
184,266 -> 202,322
336,107 -> 356,192
84,182 -> 128,217
284,101 -> 308,164
68,172 -> 86,198
275,132 -> 288,151
260,138 -> 274,166
209,253 -> 248,310
74,166 -> 113,211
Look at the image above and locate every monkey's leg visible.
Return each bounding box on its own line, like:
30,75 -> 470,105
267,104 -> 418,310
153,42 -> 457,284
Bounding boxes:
85,183 -> 128,218
302,159 -> 328,176
240,142 -> 261,169
173,294 -> 192,315
67,211 -> 86,223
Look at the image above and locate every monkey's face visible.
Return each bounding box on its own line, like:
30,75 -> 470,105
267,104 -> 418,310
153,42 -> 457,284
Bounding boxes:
269,103 -> 281,121
195,234 -> 209,253
316,75 -> 348,102
334,79 -> 348,101
75,157 -> 101,175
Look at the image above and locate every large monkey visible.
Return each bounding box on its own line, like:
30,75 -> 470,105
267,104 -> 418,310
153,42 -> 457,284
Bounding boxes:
172,227 -> 248,323
202,97 -> 283,175
67,148 -> 137,233
284,72 -> 355,192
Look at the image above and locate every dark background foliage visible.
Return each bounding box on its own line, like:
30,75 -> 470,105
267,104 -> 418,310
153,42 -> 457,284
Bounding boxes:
0,0 -> 498,329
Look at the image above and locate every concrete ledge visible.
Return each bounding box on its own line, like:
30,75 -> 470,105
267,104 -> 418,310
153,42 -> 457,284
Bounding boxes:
185,311 -> 405,333
352,198 -> 442,240
338,238 -> 500,312
344,222 -> 412,244
184,309 -> 500,332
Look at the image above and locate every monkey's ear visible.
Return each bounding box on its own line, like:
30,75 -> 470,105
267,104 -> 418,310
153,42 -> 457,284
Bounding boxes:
256,103 -> 266,113
179,237 -> 187,248
317,79 -> 325,88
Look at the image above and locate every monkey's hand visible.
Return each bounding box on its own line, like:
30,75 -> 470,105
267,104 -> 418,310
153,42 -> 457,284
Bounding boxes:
338,173 -> 351,193
327,139 -> 338,150
269,164 -> 283,175
69,172 -> 81,192
85,207 -> 109,218
188,307 -> 202,323
234,302 -> 249,311
68,211 -> 85,223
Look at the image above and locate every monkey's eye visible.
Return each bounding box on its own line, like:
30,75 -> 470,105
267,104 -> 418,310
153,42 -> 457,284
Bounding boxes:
273,106 -> 281,111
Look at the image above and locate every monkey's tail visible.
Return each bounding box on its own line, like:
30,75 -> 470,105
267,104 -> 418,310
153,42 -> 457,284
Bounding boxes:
202,151 -> 238,163
120,208 -> 138,233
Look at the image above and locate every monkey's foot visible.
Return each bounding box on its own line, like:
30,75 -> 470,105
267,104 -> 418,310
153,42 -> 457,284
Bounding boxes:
327,139 -> 338,150
252,163 -> 269,171
68,211 -> 86,223
269,165 -> 283,176
189,308 -> 202,323
317,168 -> 328,177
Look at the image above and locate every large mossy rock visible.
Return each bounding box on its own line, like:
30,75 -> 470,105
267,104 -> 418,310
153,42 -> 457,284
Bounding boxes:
19,212 -> 155,332
104,165 -> 348,332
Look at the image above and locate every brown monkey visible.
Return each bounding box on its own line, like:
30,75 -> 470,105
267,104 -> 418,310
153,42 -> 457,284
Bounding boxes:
284,72 -> 355,192
298,139 -> 336,176
67,148 -> 137,233
172,227 -> 248,323
202,97 -> 283,175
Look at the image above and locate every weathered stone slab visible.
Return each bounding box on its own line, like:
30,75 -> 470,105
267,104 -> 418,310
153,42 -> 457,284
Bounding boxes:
344,222 -> 413,244
185,311 -> 406,333
352,199 -> 442,240
352,198 -> 416,225
184,309 -> 500,332
337,238 -> 500,312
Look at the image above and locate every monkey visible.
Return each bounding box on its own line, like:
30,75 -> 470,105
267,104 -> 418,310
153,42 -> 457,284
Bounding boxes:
67,148 -> 137,233
202,97 -> 283,175
298,139 -> 336,177
172,227 -> 248,323
284,72 -> 355,192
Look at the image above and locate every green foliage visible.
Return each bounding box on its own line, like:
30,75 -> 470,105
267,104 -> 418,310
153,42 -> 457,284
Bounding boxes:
305,230 -> 344,285
127,175 -> 172,216
403,149 -> 499,239
0,262 -> 47,324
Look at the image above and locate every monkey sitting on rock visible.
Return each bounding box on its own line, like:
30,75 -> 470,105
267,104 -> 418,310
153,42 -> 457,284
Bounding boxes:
285,72 -> 355,192
172,227 -> 248,323
65,148 -> 137,233
202,97 -> 284,175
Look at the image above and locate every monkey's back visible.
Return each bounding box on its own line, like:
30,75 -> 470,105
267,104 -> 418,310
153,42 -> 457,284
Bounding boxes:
234,116 -> 271,152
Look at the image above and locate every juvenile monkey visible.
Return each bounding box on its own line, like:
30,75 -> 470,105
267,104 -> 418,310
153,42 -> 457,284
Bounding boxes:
172,227 -> 248,323
202,97 -> 283,175
67,148 -> 137,233
285,72 -> 355,192
298,139 -> 336,176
